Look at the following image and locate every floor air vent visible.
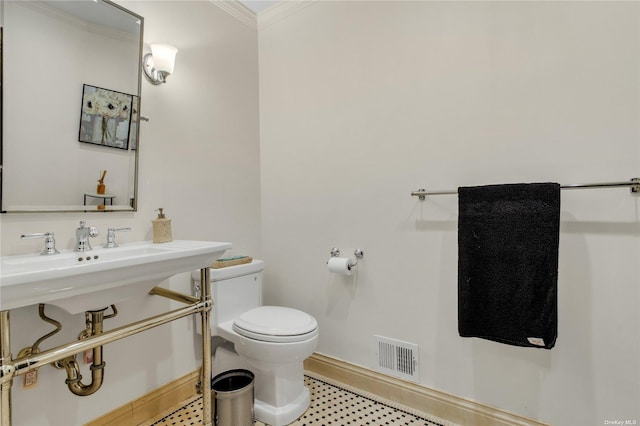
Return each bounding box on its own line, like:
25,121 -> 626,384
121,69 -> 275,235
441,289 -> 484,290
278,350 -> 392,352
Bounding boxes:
372,335 -> 420,382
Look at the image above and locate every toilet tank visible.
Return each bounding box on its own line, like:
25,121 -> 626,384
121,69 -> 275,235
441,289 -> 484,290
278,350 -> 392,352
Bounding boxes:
192,260 -> 264,335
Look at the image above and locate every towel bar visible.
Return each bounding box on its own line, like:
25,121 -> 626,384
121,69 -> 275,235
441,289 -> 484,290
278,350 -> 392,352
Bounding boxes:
411,177 -> 640,200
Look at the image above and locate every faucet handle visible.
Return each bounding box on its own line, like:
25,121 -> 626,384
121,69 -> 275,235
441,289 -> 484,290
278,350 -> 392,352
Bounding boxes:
74,221 -> 99,252
103,227 -> 131,248
78,221 -> 99,237
21,232 -> 60,255
78,221 -> 98,231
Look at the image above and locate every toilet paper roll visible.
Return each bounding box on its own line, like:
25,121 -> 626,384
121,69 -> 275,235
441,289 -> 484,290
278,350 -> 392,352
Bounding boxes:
327,257 -> 352,275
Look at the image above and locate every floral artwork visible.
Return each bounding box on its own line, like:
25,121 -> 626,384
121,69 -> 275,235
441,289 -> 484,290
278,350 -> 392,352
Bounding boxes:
79,84 -> 133,150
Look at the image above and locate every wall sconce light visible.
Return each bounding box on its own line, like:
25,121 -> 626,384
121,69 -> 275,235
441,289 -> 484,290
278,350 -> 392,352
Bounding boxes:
143,43 -> 178,85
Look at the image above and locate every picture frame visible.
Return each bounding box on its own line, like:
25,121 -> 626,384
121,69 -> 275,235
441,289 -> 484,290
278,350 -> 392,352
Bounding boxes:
129,95 -> 140,151
79,84 -> 133,150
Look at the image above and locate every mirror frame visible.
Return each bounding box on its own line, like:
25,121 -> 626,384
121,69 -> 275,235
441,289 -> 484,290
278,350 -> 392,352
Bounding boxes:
0,0 -> 144,213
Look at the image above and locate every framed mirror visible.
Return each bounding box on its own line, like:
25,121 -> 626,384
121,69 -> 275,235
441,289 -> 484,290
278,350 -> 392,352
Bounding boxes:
0,0 -> 143,212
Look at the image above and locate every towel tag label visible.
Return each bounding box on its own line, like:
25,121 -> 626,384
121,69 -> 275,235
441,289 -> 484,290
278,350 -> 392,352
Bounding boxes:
527,337 -> 545,347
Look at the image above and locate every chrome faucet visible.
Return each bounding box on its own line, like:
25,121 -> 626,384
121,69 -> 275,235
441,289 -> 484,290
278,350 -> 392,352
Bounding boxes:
21,232 -> 59,255
103,227 -> 131,248
74,221 -> 99,252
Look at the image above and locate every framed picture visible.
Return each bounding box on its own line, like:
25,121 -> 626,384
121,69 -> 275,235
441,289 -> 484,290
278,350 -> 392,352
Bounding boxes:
79,84 -> 133,150
129,95 -> 140,151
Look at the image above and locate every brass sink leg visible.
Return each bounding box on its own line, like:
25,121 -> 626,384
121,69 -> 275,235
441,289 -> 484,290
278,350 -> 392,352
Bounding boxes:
200,267 -> 213,426
150,268 -> 213,425
0,311 -> 12,426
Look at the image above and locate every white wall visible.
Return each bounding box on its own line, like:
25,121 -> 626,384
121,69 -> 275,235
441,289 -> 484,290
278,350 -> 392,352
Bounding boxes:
259,2 -> 640,425
3,1 -> 640,425
0,1 -> 260,424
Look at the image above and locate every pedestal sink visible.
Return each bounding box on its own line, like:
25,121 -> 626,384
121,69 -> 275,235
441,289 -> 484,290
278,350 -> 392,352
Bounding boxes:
0,240 -> 231,313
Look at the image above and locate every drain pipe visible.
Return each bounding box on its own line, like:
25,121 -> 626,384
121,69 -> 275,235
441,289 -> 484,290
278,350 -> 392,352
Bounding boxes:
58,306 -> 116,396
59,353 -> 104,396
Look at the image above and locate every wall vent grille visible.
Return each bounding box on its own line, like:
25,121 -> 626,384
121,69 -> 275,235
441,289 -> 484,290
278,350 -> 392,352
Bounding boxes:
372,335 -> 419,382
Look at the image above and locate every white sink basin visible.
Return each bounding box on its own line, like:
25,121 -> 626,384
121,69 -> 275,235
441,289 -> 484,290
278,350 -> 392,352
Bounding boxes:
0,240 -> 231,313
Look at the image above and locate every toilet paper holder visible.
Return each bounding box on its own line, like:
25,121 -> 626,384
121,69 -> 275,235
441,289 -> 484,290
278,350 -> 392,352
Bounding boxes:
330,247 -> 364,268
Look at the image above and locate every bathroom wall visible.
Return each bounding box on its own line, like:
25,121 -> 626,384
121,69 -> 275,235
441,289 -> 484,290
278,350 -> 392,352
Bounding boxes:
0,1 -> 260,424
259,2 -> 640,425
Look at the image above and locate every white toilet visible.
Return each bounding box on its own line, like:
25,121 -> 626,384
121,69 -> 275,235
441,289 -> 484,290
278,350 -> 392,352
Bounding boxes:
192,260 -> 319,426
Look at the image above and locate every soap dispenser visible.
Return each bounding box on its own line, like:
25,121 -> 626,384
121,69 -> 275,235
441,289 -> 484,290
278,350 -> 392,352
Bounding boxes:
152,208 -> 173,243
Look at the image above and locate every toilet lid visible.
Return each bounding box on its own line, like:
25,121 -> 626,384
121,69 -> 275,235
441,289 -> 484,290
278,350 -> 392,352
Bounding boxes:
232,306 -> 318,343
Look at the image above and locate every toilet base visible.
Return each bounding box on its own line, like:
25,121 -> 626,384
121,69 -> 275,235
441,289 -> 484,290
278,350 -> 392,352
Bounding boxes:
213,343 -> 312,425
254,386 -> 310,426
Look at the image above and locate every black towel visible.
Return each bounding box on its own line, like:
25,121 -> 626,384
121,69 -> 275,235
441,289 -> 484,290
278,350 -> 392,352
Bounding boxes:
458,183 -> 560,349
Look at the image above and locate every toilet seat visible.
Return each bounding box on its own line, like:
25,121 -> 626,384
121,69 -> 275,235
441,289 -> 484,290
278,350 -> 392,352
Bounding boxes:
233,306 -> 318,343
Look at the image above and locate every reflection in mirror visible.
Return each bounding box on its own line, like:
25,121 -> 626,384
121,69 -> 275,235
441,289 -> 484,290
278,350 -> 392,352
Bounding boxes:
0,0 -> 143,212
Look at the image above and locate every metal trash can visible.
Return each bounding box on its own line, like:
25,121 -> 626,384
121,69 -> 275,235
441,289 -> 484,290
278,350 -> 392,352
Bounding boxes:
211,369 -> 255,426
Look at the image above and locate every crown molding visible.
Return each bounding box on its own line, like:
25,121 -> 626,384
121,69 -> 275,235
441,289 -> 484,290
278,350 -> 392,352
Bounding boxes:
209,0 -> 257,30
210,0 -> 316,31
258,0 -> 316,30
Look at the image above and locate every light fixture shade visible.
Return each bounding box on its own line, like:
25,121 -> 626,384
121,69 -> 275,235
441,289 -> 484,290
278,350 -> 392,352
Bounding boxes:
150,43 -> 178,74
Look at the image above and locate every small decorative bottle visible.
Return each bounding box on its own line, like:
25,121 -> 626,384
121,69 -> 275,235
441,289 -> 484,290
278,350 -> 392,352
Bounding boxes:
97,170 -> 107,194
152,208 -> 173,243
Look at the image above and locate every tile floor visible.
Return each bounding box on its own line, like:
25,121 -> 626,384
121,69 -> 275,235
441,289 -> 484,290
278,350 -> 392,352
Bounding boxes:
145,374 -> 456,426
